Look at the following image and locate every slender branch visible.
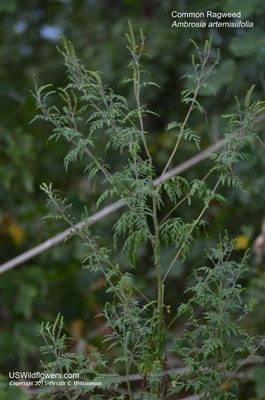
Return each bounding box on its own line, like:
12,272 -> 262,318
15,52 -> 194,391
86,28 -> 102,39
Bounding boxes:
155,40 -> 218,190
162,176 -> 222,284
112,355 -> 265,383
45,188 -> 151,305
1,113 -> 264,275
0,201 -> 124,274
160,112 -> 265,284
0,140 -> 243,276
156,89 -> 198,189
18,355 -> 265,399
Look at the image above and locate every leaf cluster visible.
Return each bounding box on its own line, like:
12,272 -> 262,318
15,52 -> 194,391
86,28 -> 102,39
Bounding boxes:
171,232 -> 261,399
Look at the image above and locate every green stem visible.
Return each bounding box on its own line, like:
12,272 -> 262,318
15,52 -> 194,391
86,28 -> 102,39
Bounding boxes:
162,175 -> 222,284
159,163 -> 219,226
131,40 -> 163,397
46,189 -> 152,305
218,283 -> 228,395
125,351 -> 133,400
156,83 -> 200,191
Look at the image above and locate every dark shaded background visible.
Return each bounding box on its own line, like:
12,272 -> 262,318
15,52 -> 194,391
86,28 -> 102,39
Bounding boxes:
1,1 -> 265,398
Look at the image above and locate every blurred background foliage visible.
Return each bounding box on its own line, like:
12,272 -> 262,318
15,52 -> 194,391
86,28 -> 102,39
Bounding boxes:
1,0 -> 265,398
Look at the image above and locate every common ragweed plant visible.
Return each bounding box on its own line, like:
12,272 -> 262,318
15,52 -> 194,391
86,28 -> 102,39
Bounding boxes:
32,22 -> 264,399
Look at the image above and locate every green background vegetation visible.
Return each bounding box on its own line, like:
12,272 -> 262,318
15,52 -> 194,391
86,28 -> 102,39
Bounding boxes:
1,0 -> 265,398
